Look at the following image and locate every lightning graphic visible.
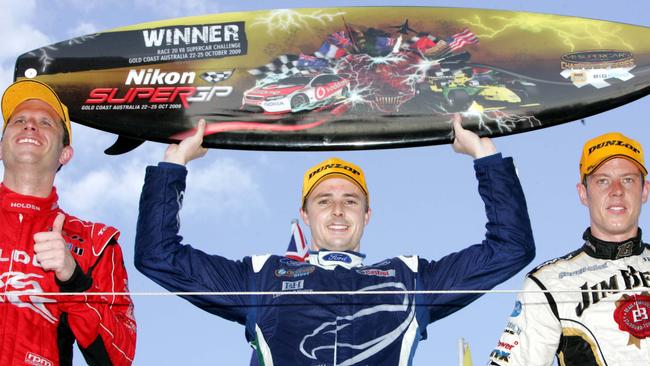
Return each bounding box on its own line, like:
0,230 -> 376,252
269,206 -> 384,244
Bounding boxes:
404,58 -> 441,86
366,53 -> 406,66
66,34 -> 98,46
37,48 -> 55,73
252,9 -> 346,33
346,84 -> 375,109
459,14 -> 634,52
26,34 -> 100,75
461,101 -> 541,134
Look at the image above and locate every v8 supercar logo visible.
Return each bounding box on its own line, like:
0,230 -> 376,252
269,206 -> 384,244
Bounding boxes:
0,272 -> 57,323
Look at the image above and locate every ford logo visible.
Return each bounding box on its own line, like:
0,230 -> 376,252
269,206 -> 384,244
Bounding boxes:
322,253 -> 352,263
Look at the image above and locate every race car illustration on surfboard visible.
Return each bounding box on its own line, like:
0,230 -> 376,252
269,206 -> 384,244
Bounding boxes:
12,7 -> 650,154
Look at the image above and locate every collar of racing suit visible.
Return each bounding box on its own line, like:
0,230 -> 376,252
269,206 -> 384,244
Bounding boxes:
582,228 -> 644,260
0,183 -> 59,215
307,250 -> 366,270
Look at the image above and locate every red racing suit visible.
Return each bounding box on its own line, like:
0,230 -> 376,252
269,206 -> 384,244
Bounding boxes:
0,184 -> 136,365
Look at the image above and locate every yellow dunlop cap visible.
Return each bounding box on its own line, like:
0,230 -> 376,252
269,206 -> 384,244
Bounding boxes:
2,79 -> 72,144
580,132 -> 647,181
302,157 -> 369,205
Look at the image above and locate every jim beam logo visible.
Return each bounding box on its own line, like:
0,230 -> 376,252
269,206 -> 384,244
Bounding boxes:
575,265 -> 650,346
560,50 -> 636,89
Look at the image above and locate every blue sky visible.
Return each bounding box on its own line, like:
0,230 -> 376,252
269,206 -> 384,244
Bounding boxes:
1,1 -> 648,365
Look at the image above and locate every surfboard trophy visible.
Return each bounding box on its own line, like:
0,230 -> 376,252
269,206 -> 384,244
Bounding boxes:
13,7 -> 650,154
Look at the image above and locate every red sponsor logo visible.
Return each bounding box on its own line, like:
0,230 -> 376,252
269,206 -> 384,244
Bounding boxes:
247,85 -> 303,97
497,341 -> 517,350
25,352 -> 53,366
357,269 -> 395,277
614,293 -> 650,347
85,86 -> 232,108
315,80 -> 347,100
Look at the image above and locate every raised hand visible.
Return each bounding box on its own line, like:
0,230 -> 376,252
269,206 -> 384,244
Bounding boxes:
164,119 -> 209,165
451,114 -> 497,159
33,213 -> 77,282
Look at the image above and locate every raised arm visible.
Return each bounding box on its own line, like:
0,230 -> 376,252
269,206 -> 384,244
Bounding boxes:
134,119 -> 252,324
417,116 -> 535,322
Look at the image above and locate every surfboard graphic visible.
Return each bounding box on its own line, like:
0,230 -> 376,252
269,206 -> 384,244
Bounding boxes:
13,7 -> 650,153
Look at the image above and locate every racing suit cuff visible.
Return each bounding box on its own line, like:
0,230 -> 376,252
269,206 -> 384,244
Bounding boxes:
474,152 -> 503,166
56,260 -> 93,292
157,161 -> 188,171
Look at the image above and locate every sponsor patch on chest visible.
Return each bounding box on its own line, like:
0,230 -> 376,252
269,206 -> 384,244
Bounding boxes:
25,351 -> 53,366
274,266 -> 315,278
282,280 -> 305,291
356,268 -> 396,277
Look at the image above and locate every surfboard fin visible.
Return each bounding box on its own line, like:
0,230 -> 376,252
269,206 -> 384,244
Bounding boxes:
104,135 -> 145,155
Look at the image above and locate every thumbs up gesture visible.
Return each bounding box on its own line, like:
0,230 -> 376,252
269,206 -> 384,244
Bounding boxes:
34,213 -> 77,282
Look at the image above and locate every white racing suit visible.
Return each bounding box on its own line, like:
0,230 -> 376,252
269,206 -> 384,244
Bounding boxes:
489,229 -> 650,366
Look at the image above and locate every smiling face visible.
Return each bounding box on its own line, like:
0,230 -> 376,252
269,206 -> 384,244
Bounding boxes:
300,177 -> 371,252
577,157 -> 649,242
0,99 -> 72,173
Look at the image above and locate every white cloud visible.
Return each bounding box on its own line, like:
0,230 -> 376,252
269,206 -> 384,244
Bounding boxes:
52,124 -> 157,218
134,0 -> 221,18
53,0 -> 103,13
184,156 -> 266,216
53,124 -> 265,224
0,65 -> 14,91
0,0 -> 50,74
68,22 -> 99,38
55,152 -> 149,220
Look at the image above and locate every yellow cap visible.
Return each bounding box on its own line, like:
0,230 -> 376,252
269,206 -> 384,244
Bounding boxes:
302,157 -> 369,205
580,132 -> 646,180
2,80 -> 72,144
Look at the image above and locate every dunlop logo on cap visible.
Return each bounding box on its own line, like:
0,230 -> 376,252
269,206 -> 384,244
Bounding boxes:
302,157 -> 368,205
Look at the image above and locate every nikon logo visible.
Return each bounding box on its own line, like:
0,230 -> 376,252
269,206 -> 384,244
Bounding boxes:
125,69 -> 196,85
588,140 -> 640,155
309,163 -> 360,179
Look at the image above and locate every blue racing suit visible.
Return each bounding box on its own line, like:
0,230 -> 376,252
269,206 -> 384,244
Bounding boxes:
135,154 -> 535,366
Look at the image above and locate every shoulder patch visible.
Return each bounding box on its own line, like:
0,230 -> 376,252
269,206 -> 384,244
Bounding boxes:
63,214 -> 119,266
528,247 -> 584,276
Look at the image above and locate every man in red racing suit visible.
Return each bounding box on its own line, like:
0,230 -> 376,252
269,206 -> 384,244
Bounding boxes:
0,80 -> 136,365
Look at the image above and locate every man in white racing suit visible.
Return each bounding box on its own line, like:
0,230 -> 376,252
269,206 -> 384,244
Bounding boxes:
489,132 -> 650,366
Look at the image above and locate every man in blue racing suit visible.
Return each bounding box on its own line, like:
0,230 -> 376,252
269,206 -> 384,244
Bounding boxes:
135,116 -> 535,365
